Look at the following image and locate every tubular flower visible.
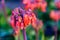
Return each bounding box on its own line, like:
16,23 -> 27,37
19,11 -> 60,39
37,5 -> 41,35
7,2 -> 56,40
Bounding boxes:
54,0 -> 60,9
23,0 -> 47,12
10,16 -> 15,29
10,15 -> 21,35
10,7 -> 37,35
50,10 -> 60,21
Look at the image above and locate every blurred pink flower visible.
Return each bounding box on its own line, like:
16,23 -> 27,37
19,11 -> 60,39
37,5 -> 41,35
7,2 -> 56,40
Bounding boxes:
54,0 -> 60,8
23,0 -> 36,10
50,10 -> 60,21
23,0 -> 47,12
32,19 -> 43,30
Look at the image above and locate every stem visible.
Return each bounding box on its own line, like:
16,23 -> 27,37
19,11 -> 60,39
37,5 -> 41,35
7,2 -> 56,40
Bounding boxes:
54,31 -> 57,40
42,30 -> 44,40
54,21 -> 58,40
14,30 -> 20,40
22,29 -> 27,40
35,29 -> 39,40
15,34 -> 20,40
18,31 -> 20,40
1,0 -> 8,22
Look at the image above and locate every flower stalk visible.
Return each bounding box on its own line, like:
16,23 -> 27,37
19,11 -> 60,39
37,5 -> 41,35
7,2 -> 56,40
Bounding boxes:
23,28 -> 27,40
54,21 -> 58,40
1,0 -> 8,22
35,29 -> 39,40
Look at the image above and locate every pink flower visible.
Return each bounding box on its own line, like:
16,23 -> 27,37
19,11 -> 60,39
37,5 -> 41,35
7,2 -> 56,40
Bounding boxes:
50,10 -> 60,21
24,0 -> 36,10
10,7 -> 37,35
32,19 -> 43,30
23,13 -> 29,27
54,0 -> 60,8
40,1 -> 47,12
10,16 -> 15,29
23,0 -> 30,4
23,0 -> 47,12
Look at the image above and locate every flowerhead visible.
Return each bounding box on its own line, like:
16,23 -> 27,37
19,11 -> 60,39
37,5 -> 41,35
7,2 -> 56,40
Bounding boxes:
10,7 -> 37,35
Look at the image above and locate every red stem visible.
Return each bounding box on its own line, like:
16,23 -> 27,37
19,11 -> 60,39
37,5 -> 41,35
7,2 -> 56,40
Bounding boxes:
1,0 -> 8,22
22,28 -> 27,40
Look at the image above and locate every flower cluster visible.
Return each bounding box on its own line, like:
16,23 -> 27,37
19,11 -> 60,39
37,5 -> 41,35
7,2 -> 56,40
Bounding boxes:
23,0 -> 47,12
50,10 -> 60,21
10,7 -> 37,35
10,7 -> 43,35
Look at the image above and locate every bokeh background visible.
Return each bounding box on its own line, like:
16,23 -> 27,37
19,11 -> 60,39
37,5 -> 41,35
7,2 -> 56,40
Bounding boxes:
0,0 -> 60,40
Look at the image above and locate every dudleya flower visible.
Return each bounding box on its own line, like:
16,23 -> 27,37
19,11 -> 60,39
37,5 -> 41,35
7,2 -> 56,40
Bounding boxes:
10,7 -> 37,35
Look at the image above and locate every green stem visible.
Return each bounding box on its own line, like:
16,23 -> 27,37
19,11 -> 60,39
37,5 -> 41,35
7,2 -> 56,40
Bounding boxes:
54,21 -> 58,40
35,29 -> 39,40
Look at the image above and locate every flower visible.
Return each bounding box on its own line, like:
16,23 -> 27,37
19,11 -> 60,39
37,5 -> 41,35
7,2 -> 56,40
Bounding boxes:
10,7 -> 37,35
50,10 -> 60,21
54,0 -> 60,8
10,15 -> 21,35
23,0 -> 47,12
32,19 -> 43,30
23,13 -> 29,27
24,0 -> 36,10
12,8 -> 19,15
40,1 -> 47,12
10,16 -> 15,29
23,0 -> 30,4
